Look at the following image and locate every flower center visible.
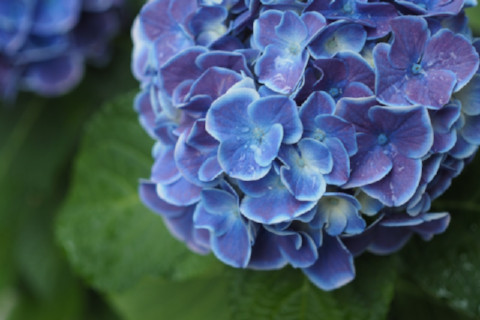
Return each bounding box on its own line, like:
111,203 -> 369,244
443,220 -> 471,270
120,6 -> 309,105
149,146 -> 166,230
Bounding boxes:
411,63 -> 422,75
342,1 -> 353,13
313,129 -> 327,142
329,87 -> 342,98
377,133 -> 389,146
288,43 -> 302,56
252,127 -> 265,141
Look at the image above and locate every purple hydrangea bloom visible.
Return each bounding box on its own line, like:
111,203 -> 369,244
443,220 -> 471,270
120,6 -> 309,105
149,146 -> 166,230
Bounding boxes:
133,0 -> 480,291
0,0 -> 122,100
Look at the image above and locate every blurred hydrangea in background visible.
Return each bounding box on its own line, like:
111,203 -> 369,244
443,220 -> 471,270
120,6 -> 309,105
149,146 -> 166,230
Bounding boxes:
132,0 -> 480,290
0,0 -> 123,101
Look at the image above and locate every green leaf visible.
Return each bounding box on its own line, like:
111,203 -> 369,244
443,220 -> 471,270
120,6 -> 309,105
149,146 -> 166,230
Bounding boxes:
109,275 -> 230,320
229,255 -> 396,320
402,156 -> 480,318
56,92 -> 221,292
467,6 -> 480,35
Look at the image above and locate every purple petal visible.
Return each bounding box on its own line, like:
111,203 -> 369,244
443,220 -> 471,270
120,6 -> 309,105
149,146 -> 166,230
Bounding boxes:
373,43 -> 410,106
388,16 -> 429,69
369,106 -> 433,158
404,69 -> 456,109
362,155 -> 421,206
423,29 -> 479,91
344,134 -> 393,188
159,47 -> 206,97
152,146 -> 181,184
315,115 -> 357,156
323,138 -> 350,186
255,45 -> 308,94
336,96 -> 377,134
252,9 -> 283,49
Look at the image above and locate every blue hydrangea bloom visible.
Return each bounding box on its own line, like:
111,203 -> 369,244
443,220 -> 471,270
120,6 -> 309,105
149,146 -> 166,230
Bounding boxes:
0,0 -> 122,100
133,0 -> 480,291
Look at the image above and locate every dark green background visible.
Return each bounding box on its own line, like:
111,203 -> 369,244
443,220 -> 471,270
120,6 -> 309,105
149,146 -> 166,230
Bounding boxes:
1,4 -> 480,319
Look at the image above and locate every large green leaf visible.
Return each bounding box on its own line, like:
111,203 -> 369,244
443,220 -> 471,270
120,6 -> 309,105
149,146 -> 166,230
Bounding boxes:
395,149 -> 480,319
109,275 -> 230,320
56,92 -> 221,293
229,255 -> 396,320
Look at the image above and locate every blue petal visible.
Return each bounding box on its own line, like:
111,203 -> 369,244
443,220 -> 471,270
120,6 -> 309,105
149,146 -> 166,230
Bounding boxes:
156,176 -> 202,206
277,232 -> 318,268
139,181 -> 186,218
302,235 -> 355,291
164,205 -> 210,254
254,123 -> 283,167
355,190 -> 383,216
279,141 -> 330,201
174,133 -> 219,186
193,204 -> 230,236
23,55 -> 84,96
248,95 -> 303,144
32,0 -> 81,35
206,87 -> 259,141
248,227 -> 288,270
211,218 -> 252,267
462,114 -> 480,145
309,21 -> 366,59
300,91 -> 336,133
202,188 -> 238,214
240,170 -> 316,224
198,156 -> 223,182
218,135 -> 272,181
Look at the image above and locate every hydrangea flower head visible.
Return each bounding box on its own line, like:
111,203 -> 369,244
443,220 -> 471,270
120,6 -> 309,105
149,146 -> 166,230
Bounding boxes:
0,0 -> 123,100
133,0 -> 480,290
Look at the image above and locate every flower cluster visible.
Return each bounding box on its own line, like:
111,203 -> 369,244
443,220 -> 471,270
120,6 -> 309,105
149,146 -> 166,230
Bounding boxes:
0,0 -> 123,100
133,0 -> 480,290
